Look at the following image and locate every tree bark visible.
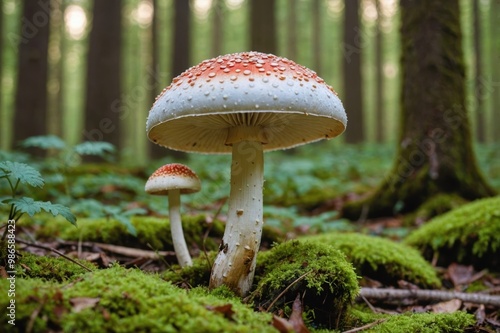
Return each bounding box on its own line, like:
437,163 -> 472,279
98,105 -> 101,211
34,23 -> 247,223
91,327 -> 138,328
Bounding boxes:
374,0 -> 384,143
312,0 -> 322,75
211,0 -> 223,57
171,0 -> 190,78
473,0 -> 485,142
14,0 -> 51,153
83,0 -> 122,152
491,0 -> 500,142
359,287 -> 500,307
342,0 -> 496,219
286,0 -> 297,60
342,0 -> 364,143
250,0 -> 276,54
148,0 -> 167,159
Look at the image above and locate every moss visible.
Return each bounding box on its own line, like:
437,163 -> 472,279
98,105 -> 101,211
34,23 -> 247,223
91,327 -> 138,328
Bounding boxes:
162,251 -> 216,287
0,265 -> 277,333
300,232 -> 441,288
404,193 -> 467,225
16,252 -> 96,282
36,215 -> 225,251
364,311 -> 474,333
250,240 -> 359,330
405,196 -> 500,269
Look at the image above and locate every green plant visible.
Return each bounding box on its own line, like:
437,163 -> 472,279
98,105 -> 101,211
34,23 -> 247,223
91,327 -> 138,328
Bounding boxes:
0,161 -> 76,239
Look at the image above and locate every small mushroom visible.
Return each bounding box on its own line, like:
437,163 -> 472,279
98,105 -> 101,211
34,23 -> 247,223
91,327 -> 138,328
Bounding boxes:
145,163 -> 201,267
146,52 -> 347,295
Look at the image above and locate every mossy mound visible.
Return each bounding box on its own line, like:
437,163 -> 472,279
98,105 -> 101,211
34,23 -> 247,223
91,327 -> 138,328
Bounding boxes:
405,196 -> 500,269
300,232 -> 441,288
364,311 -> 474,333
16,251 -> 96,282
0,265 -> 276,333
250,240 -> 359,330
345,306 -> 474,333
404,193 -> 467,225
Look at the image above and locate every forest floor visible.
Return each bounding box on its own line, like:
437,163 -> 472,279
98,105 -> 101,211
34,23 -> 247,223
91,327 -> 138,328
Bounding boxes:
1,140 -> 499,332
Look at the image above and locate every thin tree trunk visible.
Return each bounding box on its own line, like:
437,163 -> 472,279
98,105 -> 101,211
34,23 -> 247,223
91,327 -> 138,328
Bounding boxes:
47,0 -> 64,138
491,0 -> 500,142
312,0 -> 321,75
473,0 -> 485,142
83,0 -> 122,153
342,0 -> 364,143
149,0 -> 166,159
211,0 -> 223,57
287,0 -> 297,60
171,0 -> 190,78
342,0 -> 495,219
374,0 -> 384,143
250,0 -> 276,54
14,0 -> 51,153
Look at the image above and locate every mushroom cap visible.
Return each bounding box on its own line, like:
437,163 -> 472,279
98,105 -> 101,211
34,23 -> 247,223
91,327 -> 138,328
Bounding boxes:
145,163 -> 201,195
147,51 -> 347,153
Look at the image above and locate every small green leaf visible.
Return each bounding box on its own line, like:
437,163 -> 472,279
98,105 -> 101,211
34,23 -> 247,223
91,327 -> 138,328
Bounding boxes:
113,214 -> 137,236
8,197 -> 76,225
73,142 -> 115,157
20,135 -> 67,150
0,162 -> 44,188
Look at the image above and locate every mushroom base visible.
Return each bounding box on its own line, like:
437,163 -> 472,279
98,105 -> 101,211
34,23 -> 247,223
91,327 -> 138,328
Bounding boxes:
209,140 -> 264,296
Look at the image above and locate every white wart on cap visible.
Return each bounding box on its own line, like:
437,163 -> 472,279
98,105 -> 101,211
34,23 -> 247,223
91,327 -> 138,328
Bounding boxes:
147,51 -> 346,153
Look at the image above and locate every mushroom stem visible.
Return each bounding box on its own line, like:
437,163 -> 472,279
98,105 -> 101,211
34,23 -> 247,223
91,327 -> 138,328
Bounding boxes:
210,139 -> 264,296
168,189 -> 193,267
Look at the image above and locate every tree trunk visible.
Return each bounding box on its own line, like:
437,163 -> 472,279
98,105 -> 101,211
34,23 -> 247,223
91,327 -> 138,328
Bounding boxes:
342,0 -> 496,219
374,0 -> 384,143
250,0 -> 276,54
342,0 -> 364,143
148,0 -> 167,160
491,0 -> 500,142
286,0 -> 297,60
171,0 -> 190,78
14,0 -> 51,153
211,0 -> 223,57
473,0 -> 485,142
312,0 -> 321,75
83,0 -> 122,152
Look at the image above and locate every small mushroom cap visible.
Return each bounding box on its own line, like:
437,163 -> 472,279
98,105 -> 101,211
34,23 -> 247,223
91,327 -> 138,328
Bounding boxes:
147,51 -> 346,154
145,163 -> 201,195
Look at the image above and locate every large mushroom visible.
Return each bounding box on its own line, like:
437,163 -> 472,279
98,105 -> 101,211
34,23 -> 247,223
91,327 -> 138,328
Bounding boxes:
146,52 -> 346,296
145,163 -> 201,267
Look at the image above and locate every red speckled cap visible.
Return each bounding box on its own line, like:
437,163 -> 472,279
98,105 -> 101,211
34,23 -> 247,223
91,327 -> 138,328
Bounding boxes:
145,163 -> 201,195
147,52 -> 346,153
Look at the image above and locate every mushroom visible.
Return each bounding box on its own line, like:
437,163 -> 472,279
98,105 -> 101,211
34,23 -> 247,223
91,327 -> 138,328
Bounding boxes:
146,52 -> 347,296
145,163 -> 201,267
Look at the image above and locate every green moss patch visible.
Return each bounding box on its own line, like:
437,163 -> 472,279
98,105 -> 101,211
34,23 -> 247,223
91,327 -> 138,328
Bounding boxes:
250,240 -> 359,330
301,232 -> 441,288
365,311 -> 474,333
162,251 -> 216,288
405,196 -> 500,269
0,265 -> 276,333
16,252 -> 96,282
36,215 -> 224,251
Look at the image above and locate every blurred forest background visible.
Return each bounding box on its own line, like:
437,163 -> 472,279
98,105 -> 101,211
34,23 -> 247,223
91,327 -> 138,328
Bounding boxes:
0,0 -> 499,165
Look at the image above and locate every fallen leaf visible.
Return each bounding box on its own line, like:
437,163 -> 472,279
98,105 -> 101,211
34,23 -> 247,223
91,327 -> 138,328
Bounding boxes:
288,294 -> 310,333
431,298 -> 462,313
205,304 -> 235,321
475,304 -> 486,325
70,297 -> 100,313
272,315 -> 294,333
448,263 -> 474,288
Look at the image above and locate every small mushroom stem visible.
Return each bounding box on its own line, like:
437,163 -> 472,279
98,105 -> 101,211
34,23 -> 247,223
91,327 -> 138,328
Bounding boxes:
210,134 -> 264,296
168,189 -> 193,267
